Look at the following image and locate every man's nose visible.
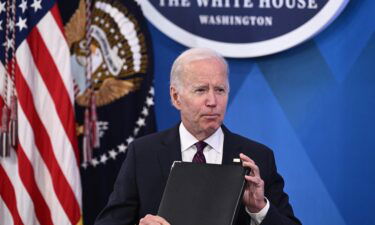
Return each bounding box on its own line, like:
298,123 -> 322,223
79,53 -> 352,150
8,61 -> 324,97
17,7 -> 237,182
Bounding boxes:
206,90 -> 217,107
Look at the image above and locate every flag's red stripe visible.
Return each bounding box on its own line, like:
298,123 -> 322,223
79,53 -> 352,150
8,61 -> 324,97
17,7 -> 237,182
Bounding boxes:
15,64 -> 81,225
27,21 -> 79,165
17,145 -> 54,225
0,165 -> 24,225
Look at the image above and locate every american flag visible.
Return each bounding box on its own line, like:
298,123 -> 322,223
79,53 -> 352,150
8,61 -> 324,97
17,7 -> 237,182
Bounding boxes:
0,0 -> 82,224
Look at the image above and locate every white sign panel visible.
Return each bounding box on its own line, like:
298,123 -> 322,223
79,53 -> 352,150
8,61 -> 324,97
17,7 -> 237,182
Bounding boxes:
138,0 -> 349,57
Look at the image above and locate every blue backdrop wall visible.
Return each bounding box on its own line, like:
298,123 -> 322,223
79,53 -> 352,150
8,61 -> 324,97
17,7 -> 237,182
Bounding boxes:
149,0 -> 375,224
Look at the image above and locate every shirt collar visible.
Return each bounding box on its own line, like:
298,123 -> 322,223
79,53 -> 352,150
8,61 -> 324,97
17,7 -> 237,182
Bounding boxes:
179,122 -> 223,154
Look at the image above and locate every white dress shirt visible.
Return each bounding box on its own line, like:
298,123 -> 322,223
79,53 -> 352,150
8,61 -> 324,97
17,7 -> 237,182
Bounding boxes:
179,122 -> 223,164
178,123 -> 269,225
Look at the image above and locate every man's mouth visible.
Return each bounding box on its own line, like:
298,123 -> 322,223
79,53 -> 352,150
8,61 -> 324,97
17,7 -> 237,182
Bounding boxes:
201,114 -> 220,119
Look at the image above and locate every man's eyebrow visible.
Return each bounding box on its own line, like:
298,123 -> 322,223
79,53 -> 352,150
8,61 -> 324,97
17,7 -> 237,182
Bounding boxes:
214,84 -> 227,89
192,84 -> 208,88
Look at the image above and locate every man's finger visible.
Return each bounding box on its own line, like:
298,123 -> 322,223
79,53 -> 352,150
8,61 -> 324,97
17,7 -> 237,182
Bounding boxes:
240,155 -> 260,176
141,215 -> 170,225
245,175 -> 264,187
239,153 -> 254,163
154,216 -> 170,225
242,161 -> 260,174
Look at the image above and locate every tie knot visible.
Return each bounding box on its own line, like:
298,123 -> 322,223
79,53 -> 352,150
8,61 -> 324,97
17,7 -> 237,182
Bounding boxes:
195,141 -> 207,153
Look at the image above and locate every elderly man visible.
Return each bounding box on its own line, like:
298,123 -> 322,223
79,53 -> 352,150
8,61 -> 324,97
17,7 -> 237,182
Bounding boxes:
95,48 -> 301,225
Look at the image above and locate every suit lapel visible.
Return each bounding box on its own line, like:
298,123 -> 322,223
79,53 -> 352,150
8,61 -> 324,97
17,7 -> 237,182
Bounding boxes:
157,124 -> 182,181
222,125 -> 242,165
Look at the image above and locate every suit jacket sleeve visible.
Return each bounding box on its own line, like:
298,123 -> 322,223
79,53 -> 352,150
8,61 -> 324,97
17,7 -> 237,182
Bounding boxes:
94,143 -> 139,225
260,150 -> 301,225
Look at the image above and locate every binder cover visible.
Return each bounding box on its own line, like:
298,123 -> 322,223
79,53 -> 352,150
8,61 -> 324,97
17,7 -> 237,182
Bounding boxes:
158,161 -> 247,225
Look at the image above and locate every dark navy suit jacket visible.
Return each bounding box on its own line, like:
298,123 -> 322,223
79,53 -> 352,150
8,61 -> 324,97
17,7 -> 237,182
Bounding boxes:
95,124 -> 301,225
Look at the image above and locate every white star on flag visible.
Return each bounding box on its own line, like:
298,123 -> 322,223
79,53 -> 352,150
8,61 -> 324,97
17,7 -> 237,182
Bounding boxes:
31,0 -> 42,12
19,0 -> 27,13
0,1 -> 5,14
16,16 -> 27,31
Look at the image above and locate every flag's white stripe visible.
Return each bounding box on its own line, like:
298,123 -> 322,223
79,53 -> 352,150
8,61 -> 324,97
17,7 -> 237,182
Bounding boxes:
0,62 -> 4,96
16,41 -> 81,204
0,62 -> 4,101
17,102 -> 71,225
1,154 -> 38,225
37,12 -> 75,105
0,62 -> 15,104
0,196 -> 14,225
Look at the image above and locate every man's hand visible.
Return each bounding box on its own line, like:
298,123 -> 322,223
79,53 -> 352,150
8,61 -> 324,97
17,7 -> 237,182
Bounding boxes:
139,214 -> 170,225
240,153 -> 266,213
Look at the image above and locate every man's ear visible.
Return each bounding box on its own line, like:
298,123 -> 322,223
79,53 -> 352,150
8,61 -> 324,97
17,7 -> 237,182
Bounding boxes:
170,86 -> 181,110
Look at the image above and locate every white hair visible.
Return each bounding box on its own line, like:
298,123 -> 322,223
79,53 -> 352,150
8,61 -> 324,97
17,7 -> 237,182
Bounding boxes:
170,48 -> 229,91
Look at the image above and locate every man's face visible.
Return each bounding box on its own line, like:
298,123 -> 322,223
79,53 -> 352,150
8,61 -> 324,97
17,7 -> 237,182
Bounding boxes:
171,58 -> 229,140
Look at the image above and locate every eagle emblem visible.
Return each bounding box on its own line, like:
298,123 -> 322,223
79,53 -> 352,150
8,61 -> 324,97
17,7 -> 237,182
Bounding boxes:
65,0 -> 148,107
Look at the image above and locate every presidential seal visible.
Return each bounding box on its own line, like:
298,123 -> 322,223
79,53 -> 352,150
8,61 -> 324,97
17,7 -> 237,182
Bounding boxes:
66,0 -> 148,107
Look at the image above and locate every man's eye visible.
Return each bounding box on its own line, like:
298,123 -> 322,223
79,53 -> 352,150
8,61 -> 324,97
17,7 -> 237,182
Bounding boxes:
195,88 -> 205,93
216,88 -> 226,94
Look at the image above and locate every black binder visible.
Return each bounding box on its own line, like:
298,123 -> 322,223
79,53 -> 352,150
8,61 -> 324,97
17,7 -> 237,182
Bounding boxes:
158,161 -> 247,225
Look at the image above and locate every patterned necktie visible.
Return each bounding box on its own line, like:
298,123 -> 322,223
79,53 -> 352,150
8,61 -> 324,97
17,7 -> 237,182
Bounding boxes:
193,141 -> 207,163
